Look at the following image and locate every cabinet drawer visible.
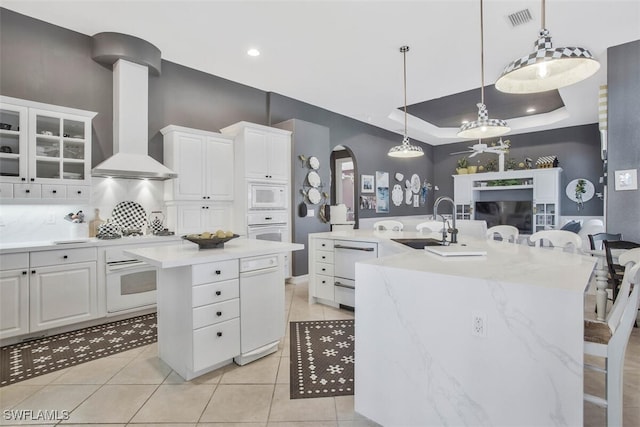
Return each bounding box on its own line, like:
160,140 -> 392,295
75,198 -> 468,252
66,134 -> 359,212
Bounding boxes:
193,298 -> 239,329
66,185 -> 91,200
30,247 -> 97,267
13,183 -> 41,199
0,183 -> 14,199
316,250 -> 334,264
315,274 -> 335,301
41,184 -> 66,199
316,239 -> 334,250
192,259 -> 238,285
193,318 -> 240,371
315,262 -> 334,276
1,253 -> 29,270
192,279 -> 239,307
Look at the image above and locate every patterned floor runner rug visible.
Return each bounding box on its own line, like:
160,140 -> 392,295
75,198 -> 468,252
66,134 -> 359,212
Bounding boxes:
290,319 -> 355,399
0,313 -> 157,387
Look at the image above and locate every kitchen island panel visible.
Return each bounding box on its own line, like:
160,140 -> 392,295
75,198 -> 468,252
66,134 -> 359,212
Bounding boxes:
354,260 -> 585,426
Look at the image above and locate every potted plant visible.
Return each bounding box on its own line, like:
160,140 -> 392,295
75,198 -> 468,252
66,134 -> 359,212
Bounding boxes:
485,159 -> 497,172
456,157 -> 468,174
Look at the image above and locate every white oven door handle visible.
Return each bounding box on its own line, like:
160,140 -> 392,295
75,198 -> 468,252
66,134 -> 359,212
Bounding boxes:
107,261 -> 149,272
334,281 -> 355,289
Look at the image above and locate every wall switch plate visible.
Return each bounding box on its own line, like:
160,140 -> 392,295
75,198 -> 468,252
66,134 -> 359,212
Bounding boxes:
471,311 -> 487,337
307,209 -> 314,217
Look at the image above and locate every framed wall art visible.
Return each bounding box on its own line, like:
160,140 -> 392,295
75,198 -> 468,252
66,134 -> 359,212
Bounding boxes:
361,174 -> 374,193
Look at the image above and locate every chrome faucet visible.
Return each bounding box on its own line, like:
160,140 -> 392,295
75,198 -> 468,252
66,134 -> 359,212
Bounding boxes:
433,196 -> 458,244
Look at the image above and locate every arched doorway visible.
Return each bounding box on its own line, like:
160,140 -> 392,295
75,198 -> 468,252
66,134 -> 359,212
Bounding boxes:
330,145 -> 358,228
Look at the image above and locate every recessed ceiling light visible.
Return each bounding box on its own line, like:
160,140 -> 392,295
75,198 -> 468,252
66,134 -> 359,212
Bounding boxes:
247,48 -> 260,57
526,107 -> 536,113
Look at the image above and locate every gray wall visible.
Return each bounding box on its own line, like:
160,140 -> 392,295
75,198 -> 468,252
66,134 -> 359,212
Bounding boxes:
269,93 -> 435,220
607,40 -> 640,242
433,124 -> 605,216
274,119 -> 331,276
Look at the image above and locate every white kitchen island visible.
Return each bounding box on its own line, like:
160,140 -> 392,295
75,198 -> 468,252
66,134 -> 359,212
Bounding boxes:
353,238 -> 596,426
125,238 -> 303,380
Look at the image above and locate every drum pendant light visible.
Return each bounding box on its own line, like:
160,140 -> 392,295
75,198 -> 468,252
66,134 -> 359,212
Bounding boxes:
495,0 -> 600,94
388,46 -> 424,158
457,0 -> 510,140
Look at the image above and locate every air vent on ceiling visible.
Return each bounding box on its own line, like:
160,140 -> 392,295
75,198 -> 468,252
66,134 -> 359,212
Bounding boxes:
508,9 -> 533,27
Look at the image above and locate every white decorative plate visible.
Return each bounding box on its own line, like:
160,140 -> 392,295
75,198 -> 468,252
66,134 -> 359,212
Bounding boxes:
565,178 -> 595,203
405,188 -> 413,205
307,171 -> 321,188
308,156 -> 320,170
308,188 -> 321,204
411,174 -> 421,193
392,184 -> 403,206
395,172 -> 404,181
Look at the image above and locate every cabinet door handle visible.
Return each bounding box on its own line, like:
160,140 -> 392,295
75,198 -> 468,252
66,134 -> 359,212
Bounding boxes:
215,290 -> 221,296
217,332 -> 223,337
216,311 -> 222,316
22,271 -> 27,275
31,270 -> 36,274
215,270 -> 221,275
21,177 -> 26,181
30,178 -> 34,182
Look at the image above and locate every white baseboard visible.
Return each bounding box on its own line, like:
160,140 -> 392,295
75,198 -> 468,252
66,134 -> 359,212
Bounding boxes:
286,274 -> 309,285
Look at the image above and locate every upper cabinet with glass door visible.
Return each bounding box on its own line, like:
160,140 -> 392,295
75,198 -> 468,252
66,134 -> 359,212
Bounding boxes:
0,96 -> 96,189
30,108 -> 92,183
0,102 -> 28,183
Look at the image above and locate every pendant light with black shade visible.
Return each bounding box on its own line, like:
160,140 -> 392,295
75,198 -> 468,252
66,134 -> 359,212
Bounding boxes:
388,46 -> 424,158
457,0 -> 510,140
495,0 -> 600,94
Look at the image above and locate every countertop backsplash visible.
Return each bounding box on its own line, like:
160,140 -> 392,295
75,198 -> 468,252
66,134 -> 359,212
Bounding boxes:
0,177 -> 165,244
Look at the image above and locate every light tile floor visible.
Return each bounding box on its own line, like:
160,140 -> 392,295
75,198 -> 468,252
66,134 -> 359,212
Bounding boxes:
0,281 -> 638,426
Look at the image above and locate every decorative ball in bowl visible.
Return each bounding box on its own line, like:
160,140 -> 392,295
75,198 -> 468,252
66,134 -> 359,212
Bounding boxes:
182,231 -> 239,249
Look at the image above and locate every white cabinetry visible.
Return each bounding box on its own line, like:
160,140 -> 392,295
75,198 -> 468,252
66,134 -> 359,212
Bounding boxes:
0,253 -> 29,339
0,96 -> 96,202
452,168 -> 562,233
29,248 -> 98,332
162,125 -> 234,201
157,259 -> 240,380
311,239 -> 335,302
161,125 -> 235,235
221,121 -> 291,182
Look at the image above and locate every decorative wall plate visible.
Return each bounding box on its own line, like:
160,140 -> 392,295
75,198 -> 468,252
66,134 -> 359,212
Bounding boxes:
566,178 -> 595,203
405,188 -> 412,205
308,156 -> 320,170
307,171 -> 321,188
411,174 -> 421,193
308,188 -> 321,204
392,184 -> 403,206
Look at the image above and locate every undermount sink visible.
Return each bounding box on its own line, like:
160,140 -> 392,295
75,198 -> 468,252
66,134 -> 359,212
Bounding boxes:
391,238 -> 448,249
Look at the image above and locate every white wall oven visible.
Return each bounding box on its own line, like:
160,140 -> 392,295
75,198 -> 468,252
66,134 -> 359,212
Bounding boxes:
248,182 -> 287,210
105,246 -> 157,315
247,211 -> 291,277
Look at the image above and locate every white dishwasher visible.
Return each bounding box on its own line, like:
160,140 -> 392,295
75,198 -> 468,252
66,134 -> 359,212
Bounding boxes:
234,254 -> 284,366
334,240 -> 378,308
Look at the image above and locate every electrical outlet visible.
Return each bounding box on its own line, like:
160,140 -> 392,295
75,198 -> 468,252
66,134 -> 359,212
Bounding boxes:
471,311 -> 487,337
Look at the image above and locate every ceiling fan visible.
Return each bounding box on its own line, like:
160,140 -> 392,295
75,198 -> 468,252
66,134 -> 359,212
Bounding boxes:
450,139 -> 510,171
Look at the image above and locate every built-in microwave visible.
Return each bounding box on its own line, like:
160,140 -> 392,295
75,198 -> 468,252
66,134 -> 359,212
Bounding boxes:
249,183 -> 287,210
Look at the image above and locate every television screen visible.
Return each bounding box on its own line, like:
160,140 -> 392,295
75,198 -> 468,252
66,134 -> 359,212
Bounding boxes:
475,201 -> 533,234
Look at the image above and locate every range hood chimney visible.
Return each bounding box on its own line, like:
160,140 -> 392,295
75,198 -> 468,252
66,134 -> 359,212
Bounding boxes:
91,32 -> 177,180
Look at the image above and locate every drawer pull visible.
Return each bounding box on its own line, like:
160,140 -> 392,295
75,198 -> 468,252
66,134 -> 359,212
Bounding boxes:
63,255 -> 68,259
77,190 -> 82,194
215,270 -> 221,275
321,280 -> 326,284
25,189 -> 30,194
217,332 -> 223,337
334,244 -> 375,252
52,190 -> 57,194
321,268 -> 326,272
321,256 -> 326,259
215,291 -> 221,296
216,311 -> 222,316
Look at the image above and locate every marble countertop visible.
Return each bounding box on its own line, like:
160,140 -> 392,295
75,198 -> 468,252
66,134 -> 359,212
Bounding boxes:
0,234 -> 183,254
311,230 -> 596,292
125,238 -> 304,269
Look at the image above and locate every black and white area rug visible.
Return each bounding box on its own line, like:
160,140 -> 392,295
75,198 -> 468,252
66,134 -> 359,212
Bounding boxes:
0,313 -> 157,387
290,319 -> 355,399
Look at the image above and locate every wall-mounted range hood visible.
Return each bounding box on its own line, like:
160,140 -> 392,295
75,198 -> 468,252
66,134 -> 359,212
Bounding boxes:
91,32 -> 177,180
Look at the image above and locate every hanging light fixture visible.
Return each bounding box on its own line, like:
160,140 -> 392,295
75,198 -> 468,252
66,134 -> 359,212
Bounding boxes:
388,46 -> 424,158
457,0 -> 510,140
495,0 -> 600,94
